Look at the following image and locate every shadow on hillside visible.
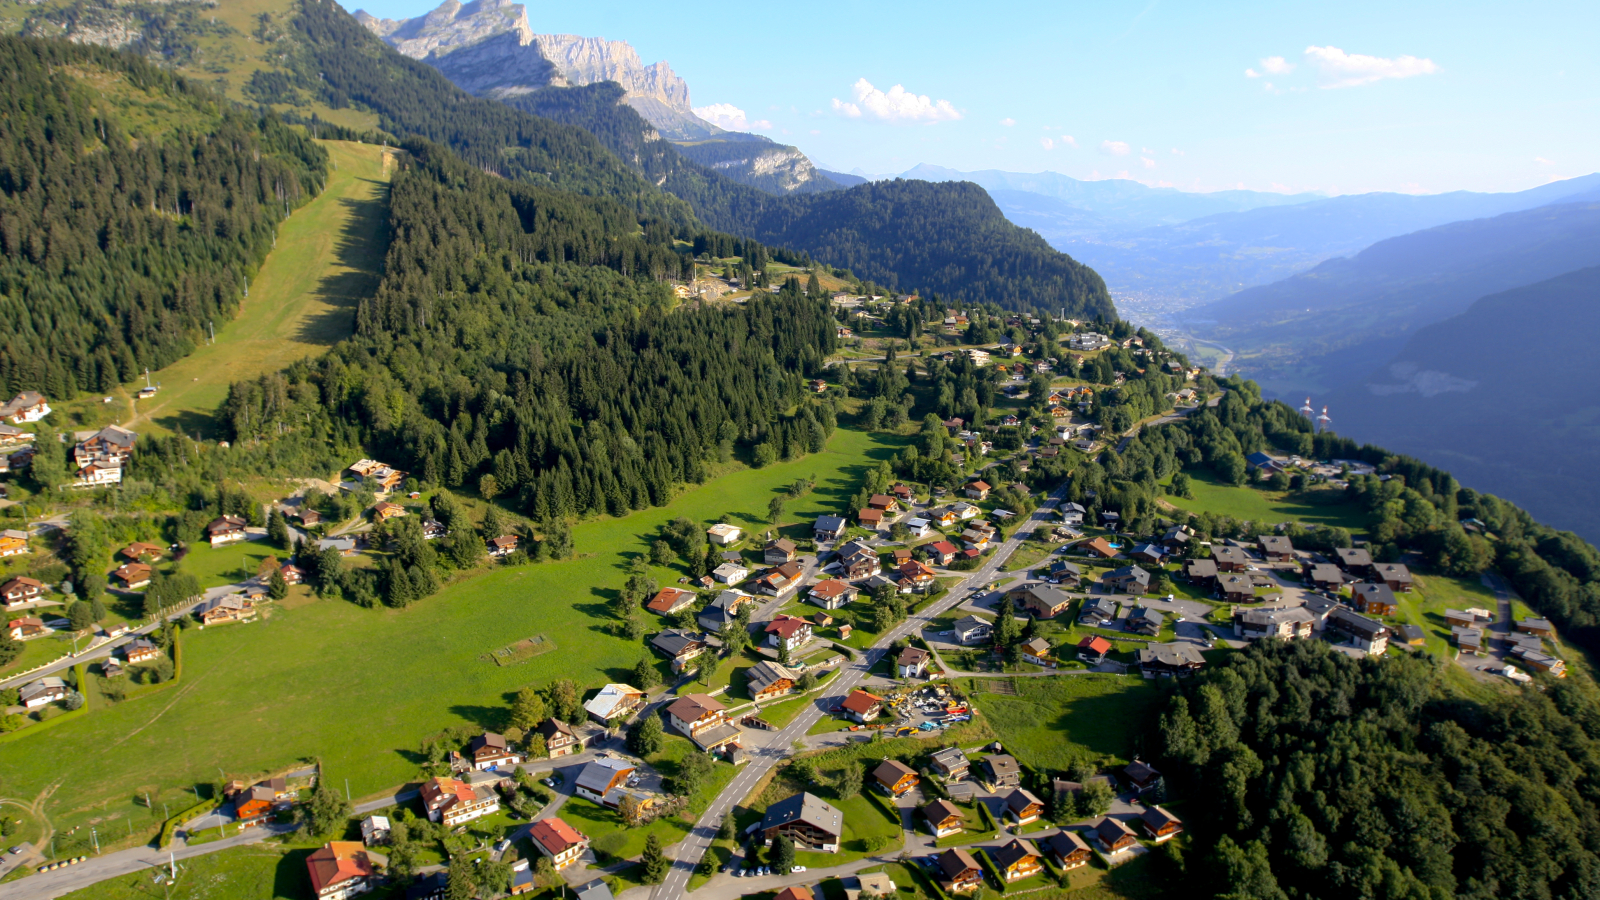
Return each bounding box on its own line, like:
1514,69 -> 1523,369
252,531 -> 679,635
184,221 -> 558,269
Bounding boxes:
153,406 -> 226,441
292,189 -> 390,346
448,704 -> 512,732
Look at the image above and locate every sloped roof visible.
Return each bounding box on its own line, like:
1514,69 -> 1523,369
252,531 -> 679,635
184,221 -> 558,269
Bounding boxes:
529,816 -> 587,855
760,792 -> 842,838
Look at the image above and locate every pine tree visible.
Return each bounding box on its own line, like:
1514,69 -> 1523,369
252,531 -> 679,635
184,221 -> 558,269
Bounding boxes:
641,832 -> 669,883
268,567 -> 289,600
445,862 -> 475,900
267,508 -> 290,547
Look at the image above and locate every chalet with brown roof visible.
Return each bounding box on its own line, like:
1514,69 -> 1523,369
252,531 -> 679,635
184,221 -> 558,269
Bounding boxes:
1352,582 -> 1399,616
746,661 -> 799,701
0,391 -> 49,424
1333,547 -> 1373,574
1124,760 -> 1162,790
528,816 -> 589,869
646,587 -> 697,615
1009,583 -> 1075,619
1373,562 -> 1414,592
1185,559 -> 1218,584
764,538 -> 799,564
842,688 -> 885,723
760,792 -> 843,852
858,508 -> 885,529
754,561 -> 805,598
897,646 -> 931,678
1305,563 -> 1345,591
984,754 -> 1022,788
232,784 -> 276,824
123,637 -> 159,662
898,559 -> 938,592
206,515 -> 248,547
1140,806 -> 1184,842
1082,537 -> 1118,559
1217,573 -> 1254,603
1212,545 -> 1250,571
930,746 -> 970,780
1094,816 -> 1140,854
487,535 -> 519,557
1257,535 -> 1295,561
280,563 -> 305,585
120,541 -> 165,562
113,562 -> 153,590
1004,788 -> 1045,825
806,579 -> 857,609
0,529 -> 28,557
306,841 -> 375,899
2,576 -> 44,607
467,732 -> 523,770
372,501 -> 406,521
891,483 -> 914,501
937,847 -> 984,894
196,594 -> 255,625
872,759 -> 919,797
1517,617 -> 1556,638
922,799 -> 965,837
537,718 -> 586,757
421,775 -> 498,826
965,480 -> 991,500
868,494 -> 900,512
1044,830 -> 1092,869
992,838 -> 1043,882
7,616 -> 45,640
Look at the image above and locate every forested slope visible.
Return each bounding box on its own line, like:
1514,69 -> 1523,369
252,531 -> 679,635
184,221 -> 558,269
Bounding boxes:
0,35 -> 326,398
221,139 -> 840,530
1155,640 -> 1600,900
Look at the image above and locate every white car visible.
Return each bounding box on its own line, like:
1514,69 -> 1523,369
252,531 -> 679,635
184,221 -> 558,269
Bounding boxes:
791,865 -> 808,873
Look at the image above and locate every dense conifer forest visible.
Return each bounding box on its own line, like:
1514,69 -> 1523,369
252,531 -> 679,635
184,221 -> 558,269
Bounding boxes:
0,35 -> 326,398
221,139 -> 841,527
509,82 -> 1115,317
1156,640 -> 1600,900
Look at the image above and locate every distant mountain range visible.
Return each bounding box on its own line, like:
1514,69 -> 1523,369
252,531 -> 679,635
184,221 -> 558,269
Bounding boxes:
1188,198 -> 1600,394
1325,266 -> 1600,542
356,0 -> 845,194
899,164 -> 1600,304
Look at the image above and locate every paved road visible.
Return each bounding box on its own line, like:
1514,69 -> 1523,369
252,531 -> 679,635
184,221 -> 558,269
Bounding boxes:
651,482 -> 1071,899
0,824 -> 296,900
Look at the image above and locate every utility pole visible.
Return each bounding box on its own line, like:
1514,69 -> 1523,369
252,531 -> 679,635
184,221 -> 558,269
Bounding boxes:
345,778 -> 350,802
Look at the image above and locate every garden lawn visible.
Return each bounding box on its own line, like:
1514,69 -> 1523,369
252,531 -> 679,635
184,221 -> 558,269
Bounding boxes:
968,674 -> 1162,770
0,429 -> 903,847
1163,471 -> 1366,535
170,539 -> 285,589
1395,572 -> 1502,658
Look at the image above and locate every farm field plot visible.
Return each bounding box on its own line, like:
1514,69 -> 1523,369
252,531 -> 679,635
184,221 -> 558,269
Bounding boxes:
1162,471 -> 1367,535
968,674 -> 1162,771
0,429 -> 902,846
124,140 -> 393,438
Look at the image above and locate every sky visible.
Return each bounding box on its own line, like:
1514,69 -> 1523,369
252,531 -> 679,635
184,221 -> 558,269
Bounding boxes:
343,0 -> 1600,196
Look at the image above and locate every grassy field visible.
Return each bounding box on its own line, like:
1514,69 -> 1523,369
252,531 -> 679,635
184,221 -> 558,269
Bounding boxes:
116,140 -> 393,438
1395,572 -> 1502,658
58,840 -> 320,900
0,429 -> 903,849
967,674 -> 1162,771
1163,471 -> 1366,534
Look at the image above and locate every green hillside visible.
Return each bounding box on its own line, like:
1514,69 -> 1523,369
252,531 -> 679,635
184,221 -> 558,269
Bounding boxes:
0,34 -> 326,400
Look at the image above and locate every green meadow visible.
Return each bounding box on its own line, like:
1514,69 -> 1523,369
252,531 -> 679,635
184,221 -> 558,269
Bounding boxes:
0,429 -> 903,846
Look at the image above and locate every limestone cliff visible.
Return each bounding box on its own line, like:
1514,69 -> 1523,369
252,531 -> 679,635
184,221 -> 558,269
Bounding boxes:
355,0 -> 720,140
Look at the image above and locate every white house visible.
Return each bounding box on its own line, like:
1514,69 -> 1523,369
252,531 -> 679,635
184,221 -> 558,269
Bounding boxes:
707,524 -> 742,546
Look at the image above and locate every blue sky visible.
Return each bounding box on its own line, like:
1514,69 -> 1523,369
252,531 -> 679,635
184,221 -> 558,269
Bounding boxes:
345,0 -> 1599,195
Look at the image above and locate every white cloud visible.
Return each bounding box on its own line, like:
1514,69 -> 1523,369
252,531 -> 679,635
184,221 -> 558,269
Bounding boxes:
1061,135 -> 1078,148
1535,156 -> 1554,165
1101,140 -> 1131,156
1303,45 -> 1438,88
1141,156 -> 1156,169
1170,148 -> 1184,155
830,78 -> 961,122
693,103 -> 772,131
1245,55 -> 1295,78
1000,117 -> 1016,126
1040,137 -> 1055,149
